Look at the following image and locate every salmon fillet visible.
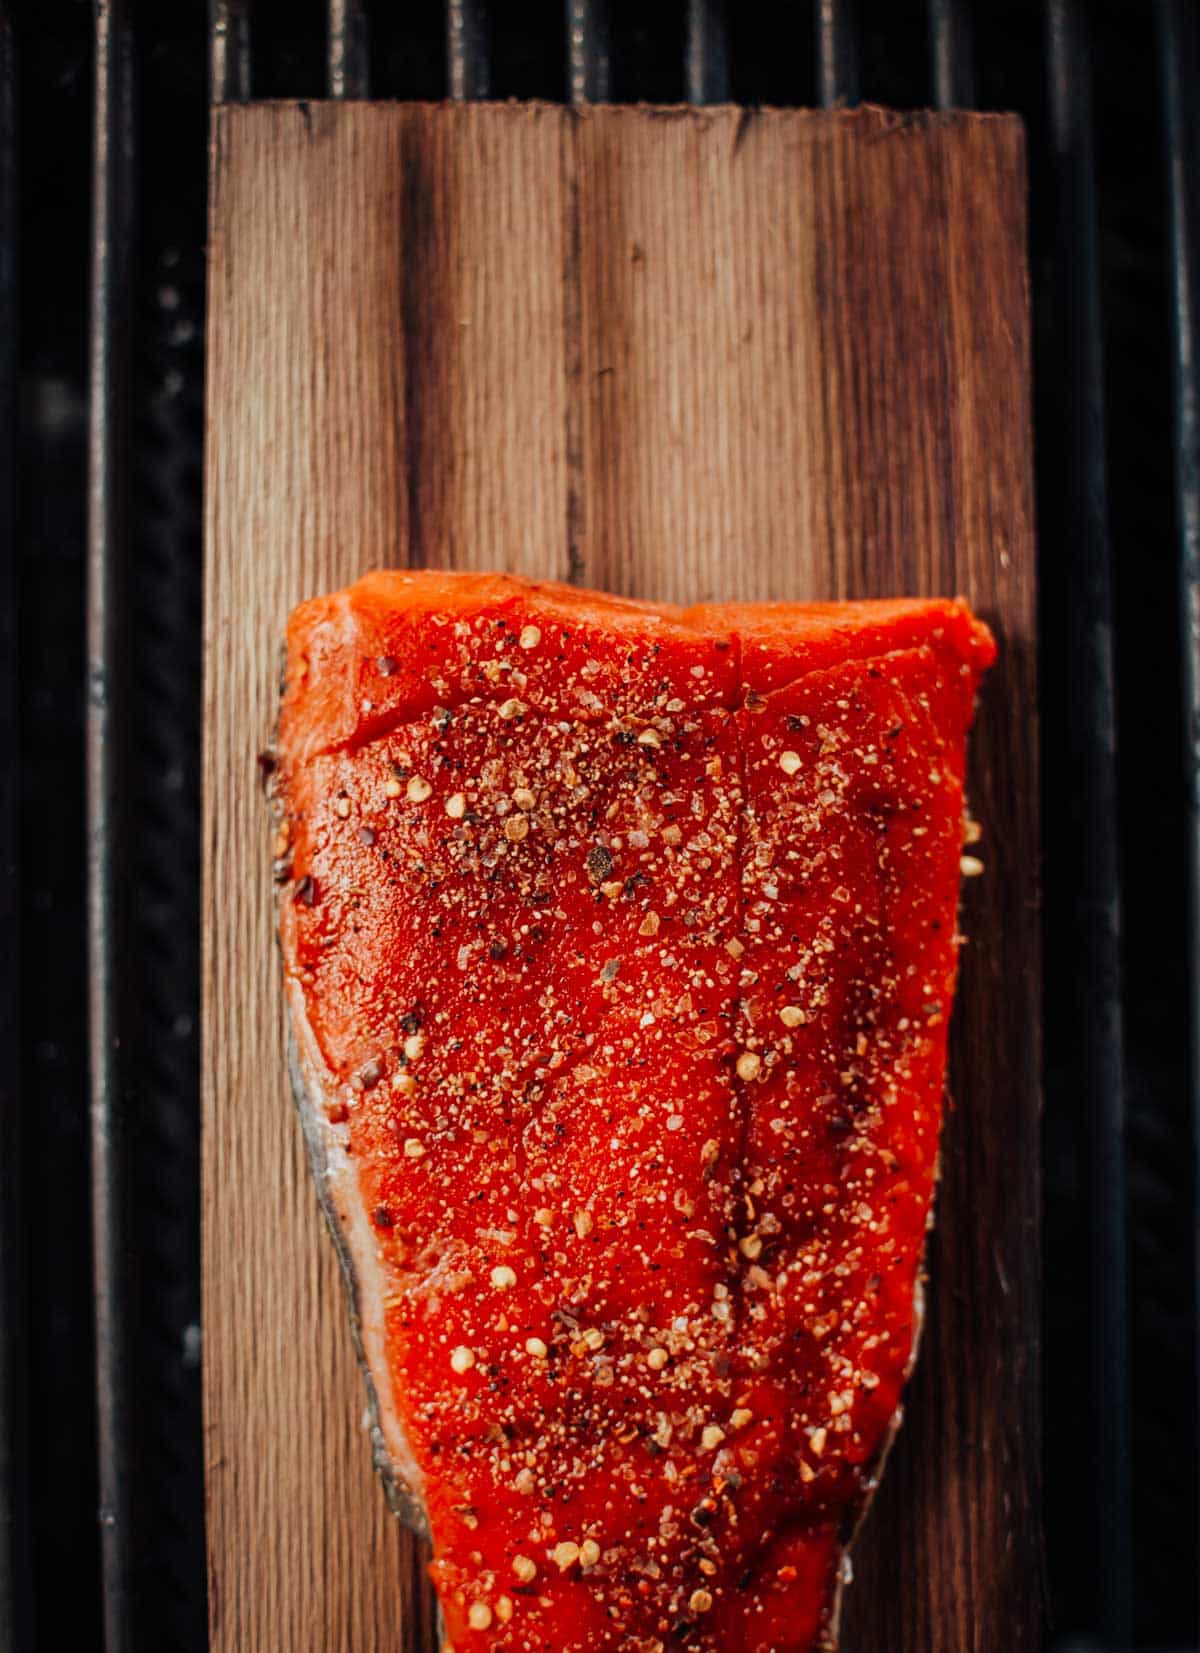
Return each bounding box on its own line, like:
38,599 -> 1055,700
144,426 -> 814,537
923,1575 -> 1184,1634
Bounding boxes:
272,571 -> 995,1652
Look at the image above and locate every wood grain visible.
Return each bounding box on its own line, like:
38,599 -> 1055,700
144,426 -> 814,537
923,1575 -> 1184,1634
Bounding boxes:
203,102 -> 1040,1652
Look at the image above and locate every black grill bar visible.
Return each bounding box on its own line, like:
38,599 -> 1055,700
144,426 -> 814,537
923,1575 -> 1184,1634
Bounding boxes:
816,0 -> 861,108
210,0 -> 251,105
1044,0 -> 1133,1641
0,7 -> 29,1650
1156,0 -> 1200,1470
929,0 -> 976,110
566,0 -> 611,105
686,0 -> 731,106
448,0 -> 490,102
329,0 -> 370,100
88,2 -> 140,1649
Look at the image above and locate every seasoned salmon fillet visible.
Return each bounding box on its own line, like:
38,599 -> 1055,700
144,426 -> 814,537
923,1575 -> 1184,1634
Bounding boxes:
272,571 -> 995,1652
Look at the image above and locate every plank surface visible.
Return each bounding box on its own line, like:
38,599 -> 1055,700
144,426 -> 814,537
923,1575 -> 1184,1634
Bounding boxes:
203,101 -> 1039,1651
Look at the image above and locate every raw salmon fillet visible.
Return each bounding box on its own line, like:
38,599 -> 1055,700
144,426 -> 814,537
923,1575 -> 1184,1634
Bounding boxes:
273,570 -> 995,1652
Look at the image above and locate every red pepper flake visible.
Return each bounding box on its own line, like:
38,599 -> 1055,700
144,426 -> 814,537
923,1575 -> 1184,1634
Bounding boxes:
293,874 -> 317,907
373,1206 -> 394,1229
376,655 -> 399,676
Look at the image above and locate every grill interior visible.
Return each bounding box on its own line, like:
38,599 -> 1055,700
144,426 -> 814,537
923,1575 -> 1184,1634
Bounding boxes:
3,3 -> 1199,1648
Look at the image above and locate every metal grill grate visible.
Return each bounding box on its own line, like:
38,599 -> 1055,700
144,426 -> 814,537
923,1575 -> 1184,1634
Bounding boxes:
2,3 -> 1197,1648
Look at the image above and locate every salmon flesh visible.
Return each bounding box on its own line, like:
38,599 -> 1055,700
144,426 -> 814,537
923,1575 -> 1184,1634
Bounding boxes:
272,571 -> 995,1652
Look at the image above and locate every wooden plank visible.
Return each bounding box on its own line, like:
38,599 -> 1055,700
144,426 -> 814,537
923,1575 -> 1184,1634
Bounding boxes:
203,101 -> 1039,1652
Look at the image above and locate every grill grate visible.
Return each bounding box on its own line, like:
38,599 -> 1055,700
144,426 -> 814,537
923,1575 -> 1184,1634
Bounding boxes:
0,7 -> 28,1650
2,3 -> 1197,1648
1043,0 -> 1132,1635
1155,0 -> 1200,1480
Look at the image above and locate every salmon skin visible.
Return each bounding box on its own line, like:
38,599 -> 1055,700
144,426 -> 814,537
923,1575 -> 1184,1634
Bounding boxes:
272,571 -> 995,1652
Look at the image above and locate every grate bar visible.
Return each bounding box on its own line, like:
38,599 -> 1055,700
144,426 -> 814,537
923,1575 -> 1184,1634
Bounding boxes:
686,0 -> 730,106
328,0 -> 370,100
929,0 -> 976,110
1045,0 -> 1133,1640
448,0 -> 490,101
1155,0 -> 1200,1469
566,0 -> 611,105
816,0 -> 861,108
0,6 -> 31,1649
88,2 -> 140,1649
210,0 -> 251,104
